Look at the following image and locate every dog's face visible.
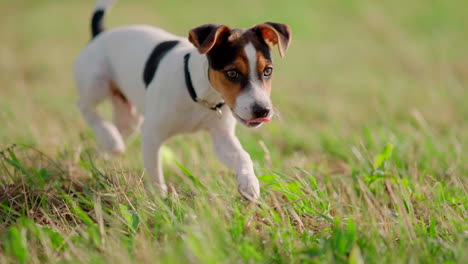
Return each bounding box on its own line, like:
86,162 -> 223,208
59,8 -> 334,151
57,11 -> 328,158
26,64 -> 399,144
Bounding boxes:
189,23 -> 291,127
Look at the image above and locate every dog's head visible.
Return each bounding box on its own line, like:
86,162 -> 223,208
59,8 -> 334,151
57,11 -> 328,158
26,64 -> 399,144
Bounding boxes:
189,23 -> 291,127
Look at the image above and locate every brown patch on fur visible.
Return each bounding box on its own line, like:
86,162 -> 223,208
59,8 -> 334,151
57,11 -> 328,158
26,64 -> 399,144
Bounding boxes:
260,28 -> 278,48
208,55 -> 250,108
256,52 -> 273,95
209,68 -> 243,108
224,57 -> 249,74
109,80 -> 128,103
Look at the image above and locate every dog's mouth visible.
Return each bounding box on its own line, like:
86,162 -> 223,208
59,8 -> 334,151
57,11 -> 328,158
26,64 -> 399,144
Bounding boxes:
232,112 -> 272,128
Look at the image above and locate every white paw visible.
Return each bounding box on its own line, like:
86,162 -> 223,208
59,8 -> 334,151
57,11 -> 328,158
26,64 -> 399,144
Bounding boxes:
237,177 -> 260,202
96,122 -> 125,153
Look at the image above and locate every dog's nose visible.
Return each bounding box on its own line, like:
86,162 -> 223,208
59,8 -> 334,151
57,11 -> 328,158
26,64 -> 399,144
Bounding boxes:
252,104 -> 271,118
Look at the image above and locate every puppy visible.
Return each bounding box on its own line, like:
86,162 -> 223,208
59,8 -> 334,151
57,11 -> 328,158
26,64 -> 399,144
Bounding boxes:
74,0 -> 291,200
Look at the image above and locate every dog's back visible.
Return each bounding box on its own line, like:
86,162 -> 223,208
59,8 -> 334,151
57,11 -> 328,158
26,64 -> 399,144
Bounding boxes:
75,0 -> 190,114
79,26 -> 187,112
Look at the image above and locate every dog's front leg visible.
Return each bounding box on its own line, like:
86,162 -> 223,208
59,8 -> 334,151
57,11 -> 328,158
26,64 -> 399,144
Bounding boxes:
210,128 -> 260,201
141,120 -> 168,198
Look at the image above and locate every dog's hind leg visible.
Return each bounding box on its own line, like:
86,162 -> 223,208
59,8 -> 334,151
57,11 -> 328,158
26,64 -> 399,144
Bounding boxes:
76,77 -> 126,154
110,82 -> 143,139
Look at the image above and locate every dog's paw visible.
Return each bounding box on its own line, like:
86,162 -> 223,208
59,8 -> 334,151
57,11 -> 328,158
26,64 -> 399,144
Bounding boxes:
96,122 -> 126,153
237,178 -> 260,202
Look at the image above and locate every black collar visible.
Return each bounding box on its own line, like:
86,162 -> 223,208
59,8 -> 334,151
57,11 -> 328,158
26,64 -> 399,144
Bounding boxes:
184,53 -> 225,111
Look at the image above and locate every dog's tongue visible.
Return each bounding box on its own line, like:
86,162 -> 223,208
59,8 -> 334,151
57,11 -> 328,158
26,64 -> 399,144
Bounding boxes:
246,117 -> 271,125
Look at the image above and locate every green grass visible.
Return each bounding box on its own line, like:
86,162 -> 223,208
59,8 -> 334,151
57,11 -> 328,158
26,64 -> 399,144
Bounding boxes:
1,0 -> 467,263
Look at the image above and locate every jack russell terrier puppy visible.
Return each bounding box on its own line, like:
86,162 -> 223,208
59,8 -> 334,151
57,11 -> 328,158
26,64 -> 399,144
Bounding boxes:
74,0 -> 291,201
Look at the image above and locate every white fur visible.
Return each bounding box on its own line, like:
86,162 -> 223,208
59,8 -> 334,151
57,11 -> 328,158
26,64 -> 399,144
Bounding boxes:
74,3 -> 262,200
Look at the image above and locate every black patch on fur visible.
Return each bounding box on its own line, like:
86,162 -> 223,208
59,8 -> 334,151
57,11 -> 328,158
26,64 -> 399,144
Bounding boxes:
184,53 -> 198,102
143,40 -> 180,88
251,31 -> 272,61
190,24 -> 223,47
206,41 -> 241,71
184,53 -> 225,110
206,29 -> 272,71
91,9 -> 105,38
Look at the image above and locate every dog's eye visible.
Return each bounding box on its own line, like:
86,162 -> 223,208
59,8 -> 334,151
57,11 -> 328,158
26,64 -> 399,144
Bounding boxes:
263,67 -> 273,77
224,70 -> 240,81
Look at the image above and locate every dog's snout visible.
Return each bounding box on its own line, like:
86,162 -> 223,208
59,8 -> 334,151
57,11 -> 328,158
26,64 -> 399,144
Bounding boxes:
252,104 -> 271,118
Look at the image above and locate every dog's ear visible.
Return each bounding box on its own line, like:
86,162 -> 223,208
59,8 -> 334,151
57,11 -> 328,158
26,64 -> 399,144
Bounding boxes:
254,22 -> 291,58
189,24 -> 231,54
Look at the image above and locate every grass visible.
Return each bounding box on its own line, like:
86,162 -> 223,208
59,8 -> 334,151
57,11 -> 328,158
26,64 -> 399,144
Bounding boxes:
0,0 -> 467,263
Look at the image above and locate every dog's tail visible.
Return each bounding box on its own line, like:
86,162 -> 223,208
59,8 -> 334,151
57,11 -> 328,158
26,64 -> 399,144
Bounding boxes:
91,0 -> 117,39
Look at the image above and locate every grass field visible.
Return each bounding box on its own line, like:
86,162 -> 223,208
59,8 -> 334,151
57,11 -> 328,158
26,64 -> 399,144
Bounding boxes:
1,0 -> 467,263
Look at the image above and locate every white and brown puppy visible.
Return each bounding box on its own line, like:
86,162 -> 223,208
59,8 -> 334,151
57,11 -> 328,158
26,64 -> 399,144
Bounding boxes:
74,0 -> 291,200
